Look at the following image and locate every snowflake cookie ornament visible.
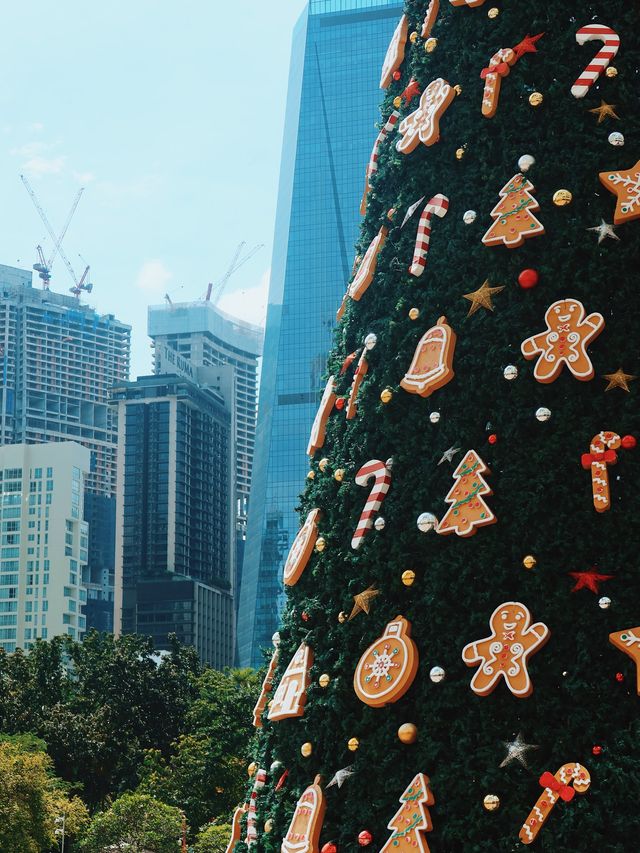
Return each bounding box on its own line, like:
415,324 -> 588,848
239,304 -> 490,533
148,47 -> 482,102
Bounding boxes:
599,161 -> 640,224
354,616 -> 418,707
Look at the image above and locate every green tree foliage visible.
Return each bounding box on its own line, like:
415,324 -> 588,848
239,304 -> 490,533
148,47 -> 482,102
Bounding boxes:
139,668 -> 259,829
246,1 -> 640,851
0,735 -> 89,852
79,792 -> 183,853
194,823 -> 232,853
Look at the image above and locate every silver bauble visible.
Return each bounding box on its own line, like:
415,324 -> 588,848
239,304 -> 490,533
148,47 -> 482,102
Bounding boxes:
503,365 -> 518,381
598,596 -> 612,610
417,512 -> 438,533
374,516 -> 386,531
463,210 -> 477,225
518,154 -> 535,172
535,407 -> 551,422
429,666 -> 446,683
364,333 -> 378,350
608,132 -> 625,147
429,411 -> 441,424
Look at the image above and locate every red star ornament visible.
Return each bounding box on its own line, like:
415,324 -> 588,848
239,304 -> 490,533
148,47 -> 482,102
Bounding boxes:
512,32 -> 545,60
568,569 -> 614,594
401,78 -> 422,105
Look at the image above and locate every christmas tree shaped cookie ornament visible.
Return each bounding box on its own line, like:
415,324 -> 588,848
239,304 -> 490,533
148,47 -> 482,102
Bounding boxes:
599,161 -> 640,224
400,316 -> 456,398
436,450 -> 496,537
354,616 -> 418,707
462,602 -> 550,698
281,775 -> 326,853
283,508 -> 321,586
268,642 -> 313,722
521,299 -> 604,383
381,773 -> 435,853
481,173 -> 545,248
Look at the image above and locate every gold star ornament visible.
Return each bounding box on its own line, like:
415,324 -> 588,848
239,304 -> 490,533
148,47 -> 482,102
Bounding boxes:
348,586 -> 380,620
589,100 -> 620,124
463,280 -> 505,317
603,368 -> 637,392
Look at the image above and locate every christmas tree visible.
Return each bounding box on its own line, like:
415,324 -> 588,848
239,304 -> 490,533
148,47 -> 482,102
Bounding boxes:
237,2 -> 640,850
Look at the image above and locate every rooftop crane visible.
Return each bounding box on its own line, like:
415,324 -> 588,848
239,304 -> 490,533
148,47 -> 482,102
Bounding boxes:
20,175 -> 90,295
205,241 -> 264,304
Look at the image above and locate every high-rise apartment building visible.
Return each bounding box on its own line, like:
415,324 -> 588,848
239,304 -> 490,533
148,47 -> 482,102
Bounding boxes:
238,0 -> 403,667
112,372 -> 235,668
0,441 -> 90,654
0,264 -> 131,629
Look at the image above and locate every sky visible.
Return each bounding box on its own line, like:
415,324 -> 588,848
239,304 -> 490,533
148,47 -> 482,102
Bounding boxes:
0,0 -> 306,377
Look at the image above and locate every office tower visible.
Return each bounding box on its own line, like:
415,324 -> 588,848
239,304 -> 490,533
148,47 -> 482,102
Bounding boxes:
0,441 -> 91,653
238,0 -> 404,667
0,264 -> 131,628
112,372 -> 235,668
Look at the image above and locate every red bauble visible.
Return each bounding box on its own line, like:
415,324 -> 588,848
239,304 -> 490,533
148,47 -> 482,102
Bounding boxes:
321,844 -> 337,853
301,611 -> 310,622
518,268 -> 539,289
488,434 -> 498,445
392,70 -> 401,81
622,434 -> 637,450
335,398 -> 345,411
358,831 -> 373,847
616,672 -> 625,683
592,745 -> 603,756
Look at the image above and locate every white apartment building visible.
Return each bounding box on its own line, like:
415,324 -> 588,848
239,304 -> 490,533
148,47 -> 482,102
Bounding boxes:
0,441 -> 90,653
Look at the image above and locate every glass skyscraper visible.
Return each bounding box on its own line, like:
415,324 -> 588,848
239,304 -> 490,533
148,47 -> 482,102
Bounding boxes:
238,0 -> 403,667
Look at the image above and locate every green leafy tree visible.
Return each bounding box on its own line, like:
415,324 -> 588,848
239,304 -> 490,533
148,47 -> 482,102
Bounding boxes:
80,792 -> 183,853
194,823 -> 232,853
139,668 -> 259,829
245,1 -> 640,851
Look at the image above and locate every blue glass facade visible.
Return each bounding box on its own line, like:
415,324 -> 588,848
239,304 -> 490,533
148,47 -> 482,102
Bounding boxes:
238,0 -> 403,667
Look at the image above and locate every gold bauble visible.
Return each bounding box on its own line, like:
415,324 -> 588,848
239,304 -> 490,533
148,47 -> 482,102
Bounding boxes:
315,537 -> 326,553
393,96 -> 402,108
347,737 -> 360,752
402,569 -> 416,586
553,189 -> 573,207
529,91 -> 543,107
248,761 -> 257,777
606,66 -> 618,78
409,30 -> 418,43
301,742 -> 313,758
334,468 -> 345,482
319,673 -> 331,688
380,388 -> 393,404
425,37 -> 437,53
264,819 -> 273,834
318,457 -> 329,472
338,611 -> 347,623
483,794 -> 501,812
455,147 -> 466,160
408,308 -> 420,320
453,84 -> 462,95
306,470 -> 315,480
523,554 -> 537,570
487,7 -> 499,18
397,723 -> 418,744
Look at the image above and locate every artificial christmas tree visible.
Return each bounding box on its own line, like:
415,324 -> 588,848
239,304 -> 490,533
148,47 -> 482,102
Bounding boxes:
235,1 -> 640,850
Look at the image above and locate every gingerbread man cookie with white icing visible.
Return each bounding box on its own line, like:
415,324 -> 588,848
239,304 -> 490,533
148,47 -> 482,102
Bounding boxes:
462,602 -> 550,698
521,298 -> 604,383
396,79 -> 456,154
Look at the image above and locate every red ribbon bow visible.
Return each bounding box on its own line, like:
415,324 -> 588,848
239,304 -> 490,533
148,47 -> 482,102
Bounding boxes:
480,62 -> 510,79
581,449 -> 617,469
539,772 -> 575,802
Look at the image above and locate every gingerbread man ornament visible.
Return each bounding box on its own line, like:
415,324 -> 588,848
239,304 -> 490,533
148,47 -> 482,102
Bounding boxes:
396,78 -> 456,154
521,298 -> 604,383
462,602 -> 550,698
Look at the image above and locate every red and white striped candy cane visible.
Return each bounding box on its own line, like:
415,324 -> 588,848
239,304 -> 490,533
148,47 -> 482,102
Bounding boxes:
571,24 -> 620,99
360,111 -> 400,214
351,459 -> 392,549
409,194 -> 449,277
581,431 -> 621,513
519,763 -> 591,845
481,47 -> 516,118
245,767 -> 267,846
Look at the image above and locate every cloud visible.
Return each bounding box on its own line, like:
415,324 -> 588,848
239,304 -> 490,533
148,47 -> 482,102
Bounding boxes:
135,260 -> 172,295
73,171 -> 96,184
21,155 -> 66,176
30,122 -> 44,132
217,267 -> 270,327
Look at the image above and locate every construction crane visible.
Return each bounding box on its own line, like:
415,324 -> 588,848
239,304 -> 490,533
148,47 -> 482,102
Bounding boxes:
205,241 -> 264,304
20,175 -> 90,295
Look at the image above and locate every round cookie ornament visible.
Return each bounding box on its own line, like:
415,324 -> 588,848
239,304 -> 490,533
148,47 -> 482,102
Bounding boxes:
354,615 -> 419,707
283,508 -> 322,586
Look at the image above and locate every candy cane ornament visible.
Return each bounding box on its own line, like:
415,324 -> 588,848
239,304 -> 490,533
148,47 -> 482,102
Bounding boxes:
245,767 -> 267,847
409,194 -> 449,277
351,459 -> 392,549
581,431 -> 621,512
360,110 -> 400,215
481,48 -> 517,118
519,763 -> 591,845
571,24 -> 620,99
